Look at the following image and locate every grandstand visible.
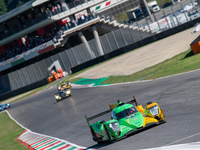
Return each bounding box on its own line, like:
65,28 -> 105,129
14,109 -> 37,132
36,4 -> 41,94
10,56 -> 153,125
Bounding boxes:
0,0 -> 198,99
0,0 -> 158,98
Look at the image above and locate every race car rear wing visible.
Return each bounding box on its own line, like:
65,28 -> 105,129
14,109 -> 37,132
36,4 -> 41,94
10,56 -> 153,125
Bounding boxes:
85,96 -> 138,123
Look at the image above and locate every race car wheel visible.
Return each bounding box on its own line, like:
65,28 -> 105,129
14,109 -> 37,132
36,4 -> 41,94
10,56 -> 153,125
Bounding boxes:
91,127 -> 102,144
56,98 -> 60,102
104,125 -> 112,142
155,116 -> 160,121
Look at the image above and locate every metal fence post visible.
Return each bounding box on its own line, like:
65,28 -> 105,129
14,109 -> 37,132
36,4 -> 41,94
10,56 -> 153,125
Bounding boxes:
36,62 -> 44,79
65,49 -> 74,67
105,34 -> 113,52
71,48 -> 80,65
32,64 -> 39,81
119,28 -> 128,46
135,20 -> 143,40
58,52 -> 68,71
16,70 -> 24,87
128,27 -> 135,43
10,72 -> 18,90
111,31 -> 120,49
162,9 -> 171,29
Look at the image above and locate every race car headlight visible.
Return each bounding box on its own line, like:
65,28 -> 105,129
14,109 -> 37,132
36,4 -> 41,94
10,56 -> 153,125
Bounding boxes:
66,91 -> 70,94
149,105 -> 159,116
55,95 -> 59,99
109,122 -> 120,131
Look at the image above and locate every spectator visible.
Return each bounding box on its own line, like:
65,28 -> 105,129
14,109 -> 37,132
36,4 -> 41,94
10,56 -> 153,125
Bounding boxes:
92,11 -> 96,18
64,22 -> 69,30
88,12 -> 93,20
111,17 -> 115,22
45,9 -> 49,17
74,0 -> 80,6
84,14 -> 88,22
101,15 -> 105,19
46,8 -> 52,17
57,4 -> 62,13
55,5 -> 58,14
68,22 -> 72,29
52,6 -> 55,15
61,2 -> 67,11
81,14 -> 85,24
5,29 -> 9,34
72,19 -> 77,26
106,16 -> 110,21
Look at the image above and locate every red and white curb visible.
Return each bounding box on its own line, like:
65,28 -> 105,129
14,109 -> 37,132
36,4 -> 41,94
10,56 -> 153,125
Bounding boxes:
32,92 -> 40,95
18,130 -> 85,150
6,110 -> 93,150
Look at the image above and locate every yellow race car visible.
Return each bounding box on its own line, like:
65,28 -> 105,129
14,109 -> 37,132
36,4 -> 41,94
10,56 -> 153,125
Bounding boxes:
61,82 -> 72,90
54,85 -> 72,102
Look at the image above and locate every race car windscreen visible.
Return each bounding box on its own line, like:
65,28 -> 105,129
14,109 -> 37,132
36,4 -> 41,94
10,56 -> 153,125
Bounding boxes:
115,107 -> 138,120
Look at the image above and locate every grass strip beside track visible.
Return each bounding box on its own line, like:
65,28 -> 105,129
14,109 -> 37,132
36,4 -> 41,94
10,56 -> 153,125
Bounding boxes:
101,49 -> 199,84
0,112 -> 28,150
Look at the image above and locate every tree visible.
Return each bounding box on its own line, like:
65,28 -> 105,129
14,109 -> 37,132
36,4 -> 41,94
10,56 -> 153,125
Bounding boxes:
0,0 -> 7,15
16,0 -> 24,8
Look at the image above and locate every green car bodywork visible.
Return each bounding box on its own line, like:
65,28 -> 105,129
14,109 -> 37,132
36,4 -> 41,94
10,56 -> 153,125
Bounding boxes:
85,97 -> 165,144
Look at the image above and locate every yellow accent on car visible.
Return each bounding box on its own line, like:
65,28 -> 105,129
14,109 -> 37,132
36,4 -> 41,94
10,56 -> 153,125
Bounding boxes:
136,105 -> 145,113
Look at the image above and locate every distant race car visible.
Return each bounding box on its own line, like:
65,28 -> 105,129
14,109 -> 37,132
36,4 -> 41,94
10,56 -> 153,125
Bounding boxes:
85,96 -> 165,144
54,84 -> 72,102
61,82 -> 72,90
0,103 -> 10,111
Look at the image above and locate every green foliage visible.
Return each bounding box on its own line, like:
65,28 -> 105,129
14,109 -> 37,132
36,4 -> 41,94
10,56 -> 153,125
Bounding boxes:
0,0 -> 7,15
114,11 -> 129,23
0,112 -> 28,150
0,0 -> 30,15
148,0 -> 172,6
16,0 -> 25,7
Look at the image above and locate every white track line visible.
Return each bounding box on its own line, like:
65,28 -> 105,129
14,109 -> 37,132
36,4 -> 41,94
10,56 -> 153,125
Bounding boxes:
165,132 -> 200,146
6,110 -> 93,150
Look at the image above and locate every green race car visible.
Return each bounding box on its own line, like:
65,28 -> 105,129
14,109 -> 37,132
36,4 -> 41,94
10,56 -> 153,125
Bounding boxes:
85,96 -> 165,144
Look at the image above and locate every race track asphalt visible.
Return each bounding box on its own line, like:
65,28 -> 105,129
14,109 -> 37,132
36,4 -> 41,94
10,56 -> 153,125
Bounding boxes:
8,69 -> 200,150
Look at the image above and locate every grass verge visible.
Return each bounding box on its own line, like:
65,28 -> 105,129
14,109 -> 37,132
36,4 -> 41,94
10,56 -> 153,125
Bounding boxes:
101,49 -> 198,84
0,112 -> 28,150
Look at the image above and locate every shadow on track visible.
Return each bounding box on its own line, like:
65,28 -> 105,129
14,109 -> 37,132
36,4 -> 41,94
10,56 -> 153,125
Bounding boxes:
85,122 -> 166,149
85,141 -> 116,149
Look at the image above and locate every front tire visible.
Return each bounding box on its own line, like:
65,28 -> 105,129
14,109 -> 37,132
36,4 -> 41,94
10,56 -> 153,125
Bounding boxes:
104,125 -> 112,142
91,127 -> 101,144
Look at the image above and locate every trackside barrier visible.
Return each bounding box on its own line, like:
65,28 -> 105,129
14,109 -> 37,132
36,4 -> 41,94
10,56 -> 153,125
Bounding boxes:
0,78 -> 48,101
